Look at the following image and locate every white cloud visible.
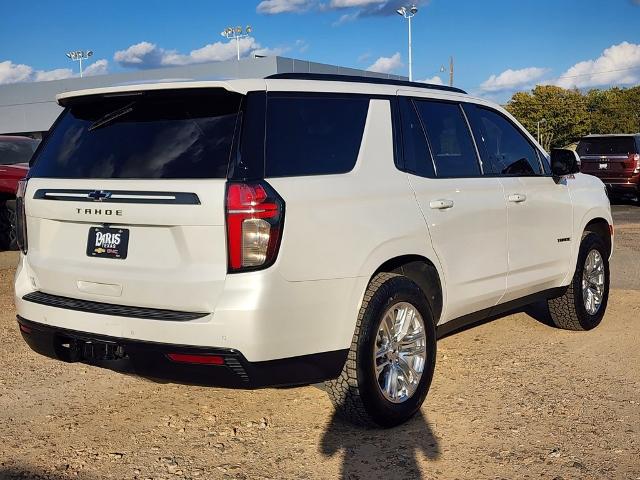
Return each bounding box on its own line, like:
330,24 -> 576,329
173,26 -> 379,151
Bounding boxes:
330,0 -> 385,7
257,0 -> 312,14
33,68 -> 73,82
419,75 -> 444,85
114,38 -> 285,69
367,52 -> 402,74
0,60 -> 33,84
83,59 -> 109,77
480,67 -> 549,92
0,59 -> 108,84
554,41 -> 640,88
259,0 -> 429,18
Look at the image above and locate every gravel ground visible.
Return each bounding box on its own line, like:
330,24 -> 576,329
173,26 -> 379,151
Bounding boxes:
0,205 -> 638,480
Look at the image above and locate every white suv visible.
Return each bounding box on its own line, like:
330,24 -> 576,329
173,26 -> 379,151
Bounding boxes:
15,74 -> 613,427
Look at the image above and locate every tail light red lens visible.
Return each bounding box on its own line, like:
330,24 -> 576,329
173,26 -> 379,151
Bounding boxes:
631,153 -> 640,174
16,179 -> 28,254
225,181 -> 284,272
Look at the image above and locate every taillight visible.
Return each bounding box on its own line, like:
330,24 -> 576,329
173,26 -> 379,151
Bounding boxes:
632,153 -> 640,174
16,179 -> 28,254
225,181 -> 284,272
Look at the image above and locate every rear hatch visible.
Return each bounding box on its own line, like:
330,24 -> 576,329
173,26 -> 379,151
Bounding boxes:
23,88 -> 243,312
577,136 -> 639,181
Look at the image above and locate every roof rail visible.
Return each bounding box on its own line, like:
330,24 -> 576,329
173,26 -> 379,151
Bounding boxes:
266,73 -> 467,94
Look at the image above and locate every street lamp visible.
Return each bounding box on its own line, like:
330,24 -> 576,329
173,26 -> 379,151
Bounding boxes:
537,118 -> 547,144
221,25 -> 253,61
396,4 -> 418,82
65,50 -> 93,78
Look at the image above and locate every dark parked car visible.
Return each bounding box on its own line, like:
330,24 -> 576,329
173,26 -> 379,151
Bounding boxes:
0,136 -> 40,250
577,134 -> 640,203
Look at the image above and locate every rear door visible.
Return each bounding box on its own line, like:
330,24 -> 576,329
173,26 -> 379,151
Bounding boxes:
577,136 -> 638,183
464,104 -> 573,302
24,88 -> 243,312
399,95 -> 508,322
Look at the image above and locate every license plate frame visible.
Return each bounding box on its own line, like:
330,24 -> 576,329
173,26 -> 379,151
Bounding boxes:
87,226 -> 129,259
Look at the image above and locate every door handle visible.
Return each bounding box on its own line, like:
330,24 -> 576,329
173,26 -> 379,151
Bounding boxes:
508,193 -> 527,203
429,199 -> 454,210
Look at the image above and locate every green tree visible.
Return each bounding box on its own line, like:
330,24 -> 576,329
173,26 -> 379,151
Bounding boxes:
506,85 -> 589,150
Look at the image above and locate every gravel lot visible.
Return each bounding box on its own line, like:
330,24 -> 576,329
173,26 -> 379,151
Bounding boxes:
1,204 -> 638,480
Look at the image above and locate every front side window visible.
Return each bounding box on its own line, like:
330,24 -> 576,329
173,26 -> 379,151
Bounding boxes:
467,106 -> 542,176
265,95 -> 369,177
413,100 -> 481,177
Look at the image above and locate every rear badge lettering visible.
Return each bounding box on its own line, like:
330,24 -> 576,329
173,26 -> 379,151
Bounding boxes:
77,208 -> 123,216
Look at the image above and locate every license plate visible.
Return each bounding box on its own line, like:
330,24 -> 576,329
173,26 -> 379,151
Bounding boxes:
87,227 -> 129,259
599,163 -> 608,169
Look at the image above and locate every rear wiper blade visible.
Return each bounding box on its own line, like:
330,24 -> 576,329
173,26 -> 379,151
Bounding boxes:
89,102 -> 136,131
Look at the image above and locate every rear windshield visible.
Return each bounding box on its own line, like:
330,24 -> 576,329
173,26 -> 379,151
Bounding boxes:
577,137 -> 637,156
0,138 -> 40,165
29,90 -> 242,179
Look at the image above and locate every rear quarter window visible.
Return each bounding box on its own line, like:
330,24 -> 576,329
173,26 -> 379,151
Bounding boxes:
264,95 -> 370,177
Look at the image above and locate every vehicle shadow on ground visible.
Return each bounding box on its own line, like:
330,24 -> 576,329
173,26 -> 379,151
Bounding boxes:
319,410 -> 440,479
0,466 -> 98,480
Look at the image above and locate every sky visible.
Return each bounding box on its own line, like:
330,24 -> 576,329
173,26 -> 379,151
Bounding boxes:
2,0 -> 640,102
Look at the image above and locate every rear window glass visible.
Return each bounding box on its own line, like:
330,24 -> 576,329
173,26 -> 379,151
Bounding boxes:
265,95 -> 369,177
29,90 -> 242,179
577,137 -> 637,156
0,138 -> 39,165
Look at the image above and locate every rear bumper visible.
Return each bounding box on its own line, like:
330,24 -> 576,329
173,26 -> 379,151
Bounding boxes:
17,316 -> 347,388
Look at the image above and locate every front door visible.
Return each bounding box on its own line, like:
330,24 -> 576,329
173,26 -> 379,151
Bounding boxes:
398,95 -> 508,322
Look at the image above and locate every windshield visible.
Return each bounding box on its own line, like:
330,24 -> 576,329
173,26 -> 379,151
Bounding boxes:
577,137 -> 637,156
0,138 -> 40,165
29,89 -> 242,179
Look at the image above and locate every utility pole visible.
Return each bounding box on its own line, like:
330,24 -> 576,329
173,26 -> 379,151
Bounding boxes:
449,56 -> 454,87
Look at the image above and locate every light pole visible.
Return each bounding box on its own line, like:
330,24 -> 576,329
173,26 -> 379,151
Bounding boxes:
537,118 -> 547,144
65,50 -> 93,78
221,25 -> 253,61
396,5 -> 418,82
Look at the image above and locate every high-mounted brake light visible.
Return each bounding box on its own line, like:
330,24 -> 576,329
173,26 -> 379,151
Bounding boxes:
225,181 -> 284,272
16,179 -> 28,254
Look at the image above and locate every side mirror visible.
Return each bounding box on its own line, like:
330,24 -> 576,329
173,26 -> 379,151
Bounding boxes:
550,148 -> 580,177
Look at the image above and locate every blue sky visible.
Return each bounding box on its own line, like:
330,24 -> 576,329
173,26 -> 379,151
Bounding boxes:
2,0 -> 640,101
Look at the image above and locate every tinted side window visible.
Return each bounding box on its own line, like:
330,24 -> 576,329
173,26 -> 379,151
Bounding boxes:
413,100 -> 481,177
398,97 -> 434,177
265,95 -> 369,177
469,106 -> 542,176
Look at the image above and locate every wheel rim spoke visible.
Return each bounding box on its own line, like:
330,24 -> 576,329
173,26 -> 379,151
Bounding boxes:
374,301 -> 427,404
582,249 -> 605,315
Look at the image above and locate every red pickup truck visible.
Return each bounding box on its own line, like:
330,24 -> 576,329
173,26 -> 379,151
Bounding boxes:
0,136 -> 40,250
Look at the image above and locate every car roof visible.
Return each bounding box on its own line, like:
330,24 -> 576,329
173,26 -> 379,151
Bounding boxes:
56,74 -> 477,105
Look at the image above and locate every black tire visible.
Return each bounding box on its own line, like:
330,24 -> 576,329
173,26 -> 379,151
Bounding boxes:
325,273 -> 437,428
548,232 -> 609,331
0,199 -> 18,251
